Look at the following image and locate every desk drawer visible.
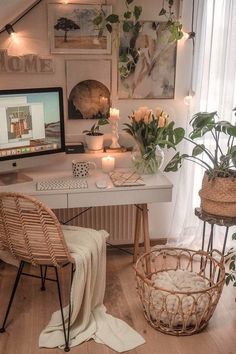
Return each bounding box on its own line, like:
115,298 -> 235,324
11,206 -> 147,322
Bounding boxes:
34,193 -> 67,209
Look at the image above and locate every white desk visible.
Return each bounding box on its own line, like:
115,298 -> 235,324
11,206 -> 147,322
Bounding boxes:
1,167 -> 173,262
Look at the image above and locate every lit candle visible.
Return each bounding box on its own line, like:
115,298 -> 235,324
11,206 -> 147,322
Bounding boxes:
102,156 -> 115,173
109,108 -> 120,121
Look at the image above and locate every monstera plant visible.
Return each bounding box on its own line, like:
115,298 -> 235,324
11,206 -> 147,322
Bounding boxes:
165,109 -> 236,217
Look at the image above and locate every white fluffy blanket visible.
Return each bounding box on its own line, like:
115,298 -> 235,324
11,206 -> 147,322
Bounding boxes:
39,225 -> 145,352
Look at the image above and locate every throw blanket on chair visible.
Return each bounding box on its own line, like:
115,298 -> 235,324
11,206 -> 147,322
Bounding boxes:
39,225 -> 145,352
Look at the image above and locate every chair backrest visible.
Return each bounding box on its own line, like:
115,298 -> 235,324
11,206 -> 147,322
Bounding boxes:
0,192 -> 73,267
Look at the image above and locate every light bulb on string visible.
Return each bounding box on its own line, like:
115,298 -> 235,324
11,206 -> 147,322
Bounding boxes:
184,92 -> 194,106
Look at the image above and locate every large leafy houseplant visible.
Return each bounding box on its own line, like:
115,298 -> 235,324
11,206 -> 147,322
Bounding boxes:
165,109 -> 236,217
164,110 -> 236,178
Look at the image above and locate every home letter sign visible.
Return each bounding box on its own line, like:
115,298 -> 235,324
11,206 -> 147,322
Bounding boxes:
0,49 -> 54,73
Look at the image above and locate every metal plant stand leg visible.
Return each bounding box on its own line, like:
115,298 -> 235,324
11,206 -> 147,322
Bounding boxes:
200,221 -> 206,269
0,261 -> 25,333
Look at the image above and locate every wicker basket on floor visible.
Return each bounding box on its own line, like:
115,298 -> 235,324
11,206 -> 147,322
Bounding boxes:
135,247 -> 225,336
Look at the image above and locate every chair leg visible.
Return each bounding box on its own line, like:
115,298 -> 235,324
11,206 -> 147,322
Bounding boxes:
40,266 -> 47,291
54,266 -> 74,352
66,264 -> 74,352
0,261 -> 25,333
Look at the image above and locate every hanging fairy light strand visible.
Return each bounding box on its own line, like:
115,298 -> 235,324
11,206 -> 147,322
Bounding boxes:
0,0 -> 42,36
184,0 -> 196,106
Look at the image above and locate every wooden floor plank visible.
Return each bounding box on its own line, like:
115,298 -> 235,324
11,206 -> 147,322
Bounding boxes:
0,250 -> 235,354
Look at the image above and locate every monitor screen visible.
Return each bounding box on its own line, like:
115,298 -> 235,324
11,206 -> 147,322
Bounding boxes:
0,87 -> 65,161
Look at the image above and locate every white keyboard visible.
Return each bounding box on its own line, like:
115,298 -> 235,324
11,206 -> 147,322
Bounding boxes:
36,176 -> 88,191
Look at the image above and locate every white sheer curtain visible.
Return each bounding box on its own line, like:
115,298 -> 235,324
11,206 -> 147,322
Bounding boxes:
168,0 -> 236,249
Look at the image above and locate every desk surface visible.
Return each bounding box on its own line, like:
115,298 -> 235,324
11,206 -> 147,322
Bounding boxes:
1,168 -> 173,209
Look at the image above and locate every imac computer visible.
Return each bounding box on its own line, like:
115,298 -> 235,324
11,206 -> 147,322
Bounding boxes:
0,87 -> 65,185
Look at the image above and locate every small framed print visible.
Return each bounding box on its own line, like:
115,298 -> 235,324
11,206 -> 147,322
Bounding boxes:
48,3 -> 112,54
66,59 -> 112,119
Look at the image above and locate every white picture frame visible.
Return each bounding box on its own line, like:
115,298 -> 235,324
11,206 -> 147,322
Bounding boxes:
48,3 -> 112,54
66,59 -> 112,119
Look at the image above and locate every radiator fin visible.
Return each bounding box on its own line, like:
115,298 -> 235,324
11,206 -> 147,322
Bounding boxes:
53,205 -> 137,245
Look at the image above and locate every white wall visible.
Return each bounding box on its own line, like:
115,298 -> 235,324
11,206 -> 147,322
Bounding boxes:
0,0 -> 193,239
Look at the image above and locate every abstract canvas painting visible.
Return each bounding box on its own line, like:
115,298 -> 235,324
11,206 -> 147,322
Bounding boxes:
48,4 -> 111,54
118,21 -> 177,99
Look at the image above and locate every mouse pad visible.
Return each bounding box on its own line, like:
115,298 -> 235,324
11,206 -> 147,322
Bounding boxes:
109,171 -> 145,187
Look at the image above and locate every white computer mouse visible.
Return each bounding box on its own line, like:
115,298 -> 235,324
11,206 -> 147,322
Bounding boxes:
96,179 -> 107,189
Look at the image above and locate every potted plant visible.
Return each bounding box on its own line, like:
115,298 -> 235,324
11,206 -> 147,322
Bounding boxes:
83,117 -> 109,151
123,107 -> 185,174
164,109 -> 236,217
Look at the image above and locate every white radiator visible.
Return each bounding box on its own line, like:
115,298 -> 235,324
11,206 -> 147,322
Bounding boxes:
53,205 -> 137,245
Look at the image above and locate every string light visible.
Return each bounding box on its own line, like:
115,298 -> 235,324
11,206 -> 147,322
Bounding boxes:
184,94 -> 193,106
182,31 -> 196,41
5,24 -> 15,36
0,0 -> 42,36
184,0 -> 196,106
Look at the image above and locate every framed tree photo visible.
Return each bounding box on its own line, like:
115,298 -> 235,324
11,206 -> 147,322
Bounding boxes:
118,21 -> 177,99
48,3 -> 112,54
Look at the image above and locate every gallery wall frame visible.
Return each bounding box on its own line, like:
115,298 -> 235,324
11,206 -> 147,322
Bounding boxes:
66,59 -> 112,119
118,21 -> 177,99
48,3 -> 112,54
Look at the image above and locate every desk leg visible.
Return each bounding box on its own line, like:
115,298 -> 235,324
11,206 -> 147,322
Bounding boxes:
142,204 -> 151,255
133,204 -> 151,273
133,205 -> 142,263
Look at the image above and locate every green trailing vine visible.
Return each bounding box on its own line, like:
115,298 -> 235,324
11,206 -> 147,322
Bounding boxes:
93,0 -> 183,42
93,0 -> 183,82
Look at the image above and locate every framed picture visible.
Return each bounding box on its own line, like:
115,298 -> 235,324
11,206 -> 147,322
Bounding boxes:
118,21 -> 177,99
48,3 -> 112,54
66,59 -> 112,119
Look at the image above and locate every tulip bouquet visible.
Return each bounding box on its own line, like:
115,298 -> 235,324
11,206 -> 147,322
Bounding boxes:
123,106 -> 184,174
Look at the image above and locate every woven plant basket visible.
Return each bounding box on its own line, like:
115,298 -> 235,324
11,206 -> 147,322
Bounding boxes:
135,247 -> 225,336
199,173 -> 236,217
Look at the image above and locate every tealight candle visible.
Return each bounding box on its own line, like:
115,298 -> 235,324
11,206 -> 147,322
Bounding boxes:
102,156 -> 115,173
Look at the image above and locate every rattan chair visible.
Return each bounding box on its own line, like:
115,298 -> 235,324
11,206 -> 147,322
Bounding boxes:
0,192 -> 75,352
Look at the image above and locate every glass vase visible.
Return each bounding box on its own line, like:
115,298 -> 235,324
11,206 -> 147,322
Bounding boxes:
131,144 -> 164,175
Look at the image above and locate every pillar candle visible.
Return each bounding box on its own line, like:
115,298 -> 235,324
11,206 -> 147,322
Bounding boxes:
102,156 -> 115,173
109,108 -> 120,121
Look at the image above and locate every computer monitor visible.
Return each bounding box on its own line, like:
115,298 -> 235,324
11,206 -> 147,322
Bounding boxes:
0,87 -> 65,185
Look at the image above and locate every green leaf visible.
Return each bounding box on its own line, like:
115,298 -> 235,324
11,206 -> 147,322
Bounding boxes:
173,127 -> 185,145
232,233 -> 236,240
106,14 -> 119,23
133,6 -> 142,20
124,11 -> 132,19
190,112 -> 217,129
123,21 -> 132,32
192,144 -> 205,157
98,118 -> 109,126
106,23 -> 112,33
93,15 -> 103,26
230,146 -> 236,166
164,152 -> 188,172
159,8 -> 167,16
134,21 -> 142,34
229,261 -> 236,271
225,275 -> 231,285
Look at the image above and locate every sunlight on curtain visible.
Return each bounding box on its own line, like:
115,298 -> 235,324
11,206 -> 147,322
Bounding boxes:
168,0 -> 236,249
